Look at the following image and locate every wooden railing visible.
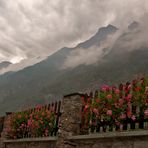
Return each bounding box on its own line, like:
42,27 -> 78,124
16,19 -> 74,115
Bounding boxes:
0,116 -> 4,137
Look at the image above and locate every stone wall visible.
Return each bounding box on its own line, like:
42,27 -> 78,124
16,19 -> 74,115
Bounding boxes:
5,141 -> 56,148
1,131 -> 148,148
5,140 -> 56,148
73,136 -> 148,148
67,130 -> 148,148
0,93 -> 148,148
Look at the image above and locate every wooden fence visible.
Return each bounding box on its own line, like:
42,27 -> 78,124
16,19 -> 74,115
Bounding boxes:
0,116 -> 4,137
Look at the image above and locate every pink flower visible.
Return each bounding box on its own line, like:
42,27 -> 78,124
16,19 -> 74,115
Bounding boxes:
131,115 -> 136,121
101,86 -> 106,92
35,104 -> 43,110
125,94 -> 132,102
27,120 -> 32,127
119,99 -> 124,106
85,105 -> 88,109
84,105 -> 89,112
21,123 -> 25,127
128,84 -> 132,90
44,129 -> 49,136
89,120 -> 92,125
93,108 -> 99,115
144,110 -> 148,116
115,89 -> 120,94
107,110 -> 112,116
145,87 -> 148,91
128,94 -> 132,99
120,114 -> 126,119
107,94 -> 112,99
101,85 -> 110,92
114,103 -> 119,108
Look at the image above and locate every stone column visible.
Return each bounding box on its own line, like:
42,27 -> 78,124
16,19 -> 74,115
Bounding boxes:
56,93 -> 83,148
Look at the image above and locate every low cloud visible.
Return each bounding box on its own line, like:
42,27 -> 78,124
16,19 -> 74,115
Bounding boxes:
117,16 -> 148,51
62,15 -> 148,69
62,31 -> 122,69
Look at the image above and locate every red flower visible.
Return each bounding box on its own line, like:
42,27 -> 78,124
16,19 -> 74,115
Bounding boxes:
107,94 -> 112,99
144,110 -> 148,116
125,94 -> 132,102
135,87 -> 141,92
114,89 -> 120,94
131,115 -> 136,121
27,120 -> 32,127
84,105 -> 89,112
127,111 -> 132,118
95,98 -> 100,103
93,108 -> 99,115
107,110 -> 112,116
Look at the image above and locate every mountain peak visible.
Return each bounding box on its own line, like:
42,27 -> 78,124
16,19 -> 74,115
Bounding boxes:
97,24 -> 118,34
0,61 -> 12,64
0,61 -> 12,69
128,21 -> 139,30
107,24 -> 117,29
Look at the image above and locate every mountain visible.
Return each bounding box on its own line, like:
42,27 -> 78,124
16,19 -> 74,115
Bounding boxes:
0,23 -> 147,115
128,21 -> 139,30
0,61 -> 11,70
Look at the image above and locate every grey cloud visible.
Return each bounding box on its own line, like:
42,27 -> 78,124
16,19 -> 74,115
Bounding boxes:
62,31 -> 122,69
62,16 -> 148,69
0,0 -> 148,72
115,15 -> 148,52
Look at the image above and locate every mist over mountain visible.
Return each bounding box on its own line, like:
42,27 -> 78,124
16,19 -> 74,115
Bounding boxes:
0,22 -> 147,115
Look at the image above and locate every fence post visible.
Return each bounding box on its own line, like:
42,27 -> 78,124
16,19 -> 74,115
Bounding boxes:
0,112 -> 12,148
56,93 -> 83,148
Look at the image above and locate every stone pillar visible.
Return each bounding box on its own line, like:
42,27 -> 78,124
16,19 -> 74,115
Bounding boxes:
56,93 -> 83,148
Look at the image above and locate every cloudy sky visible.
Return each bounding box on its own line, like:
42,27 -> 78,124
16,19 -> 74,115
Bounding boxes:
0,0 -> 148,71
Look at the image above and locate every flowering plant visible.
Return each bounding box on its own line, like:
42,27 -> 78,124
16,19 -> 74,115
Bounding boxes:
81,75 -> 148,132
6,105 -> 57,139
